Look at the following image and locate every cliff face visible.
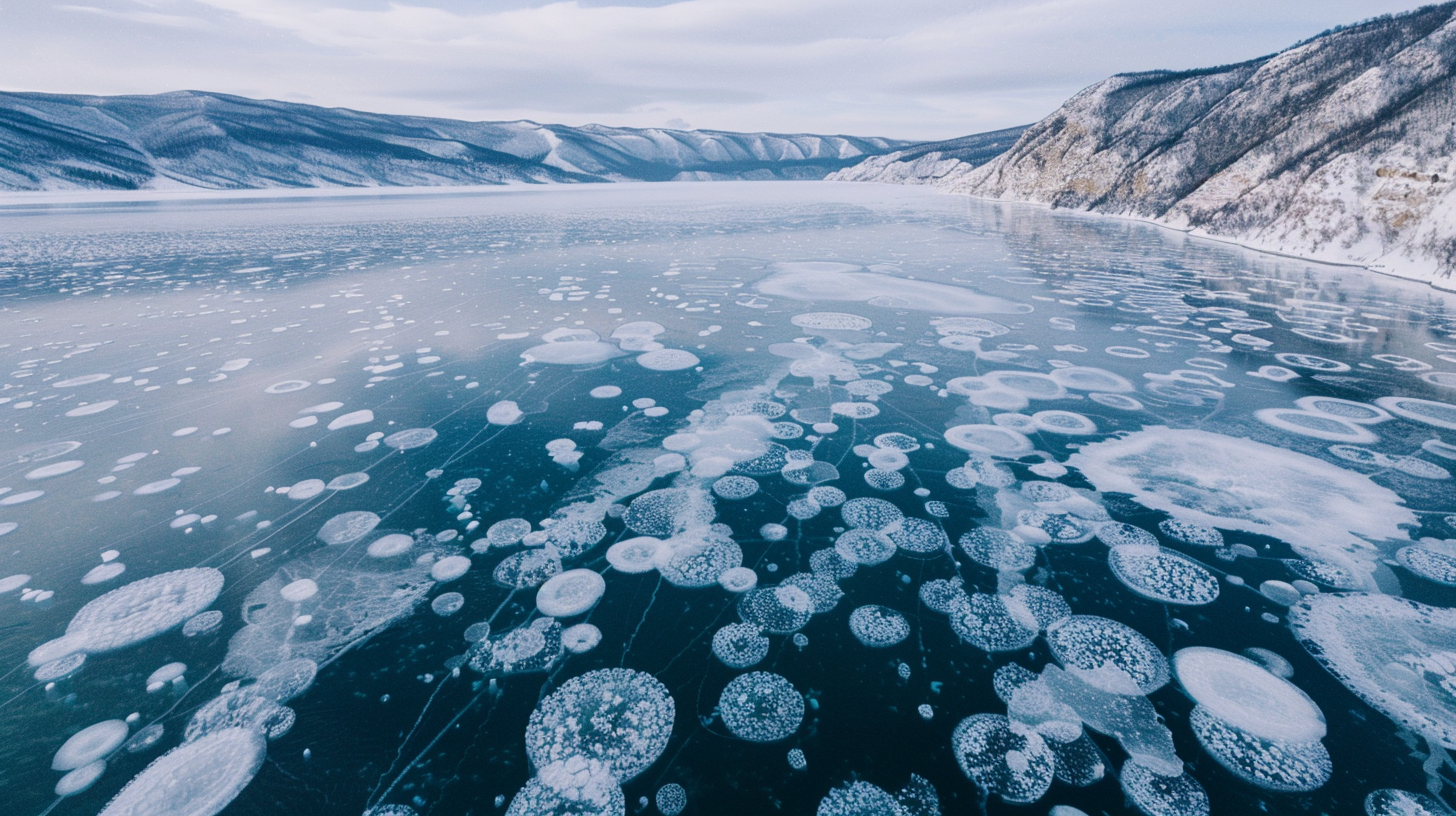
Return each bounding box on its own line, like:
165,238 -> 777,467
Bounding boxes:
0,91 -> 912,191
838,3 -> 1456,290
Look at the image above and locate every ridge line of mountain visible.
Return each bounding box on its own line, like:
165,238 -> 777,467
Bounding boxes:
830,2 -> 1456,292
0,89 -> 929,191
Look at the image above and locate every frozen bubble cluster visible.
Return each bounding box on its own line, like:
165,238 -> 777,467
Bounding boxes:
952,714 -> 1054,804
1119,760 -> 1209,816
469,618 -> 564,677
99,728 -> 266,816
719,671 -> 805,743
525,669 -> 674,783
536,569 -> 606,617
223,535 -> 435,677
31,568 -> 224,665
1045,616 -> 1168,694
1174,647 -> 1329,792
815,776 -> 940,816
1107,545 -> 1220,605
1069,427 -> 1413,571
848,605 -> 910,647
1290,594 -> 1456,747
1396,545 -> 1456,586
713,623 -> 771,668
738,585 -> 813,633
656,783 -> 687,816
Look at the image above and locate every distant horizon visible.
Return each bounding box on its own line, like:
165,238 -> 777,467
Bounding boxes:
0,0 -> 1436,141
1,87 -> 1034,141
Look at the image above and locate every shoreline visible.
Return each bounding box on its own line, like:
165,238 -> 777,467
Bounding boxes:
917,183 -> 1456,295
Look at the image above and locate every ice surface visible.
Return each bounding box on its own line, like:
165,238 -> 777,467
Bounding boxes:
2,181 -> 1452,815
1068,427 -> 1415,573
757,262 -> 1032,315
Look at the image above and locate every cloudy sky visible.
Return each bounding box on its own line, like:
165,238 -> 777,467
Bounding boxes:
0,0 -> 1430,139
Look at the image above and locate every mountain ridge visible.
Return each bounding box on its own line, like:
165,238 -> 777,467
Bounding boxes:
0,90 -> 919,191
832,2 -> 1456,291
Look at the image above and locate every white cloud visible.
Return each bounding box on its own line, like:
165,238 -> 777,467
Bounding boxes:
2,0 -> 1432,139
57,4 -> 211,27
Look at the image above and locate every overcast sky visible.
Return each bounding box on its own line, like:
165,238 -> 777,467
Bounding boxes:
0,0 -> 1432,140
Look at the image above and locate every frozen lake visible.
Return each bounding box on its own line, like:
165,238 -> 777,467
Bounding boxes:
2,181 -> 1456,816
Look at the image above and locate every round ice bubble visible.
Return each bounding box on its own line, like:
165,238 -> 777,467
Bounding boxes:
1364,789 -> 1456,816
1255,408 -> 1379,443
1188,705 -> 1330,792
949,593 -> 1037,652
1118,760 -> 1209,816
280,579 -> 318,602
525,668 -> 674,782
886,517 -> 947,555
383,428 -> 438,450
1045,615 -> 1169,694
1173,647 -> 1325,743
431,592 -> 465,616
1157,519 -> 1223,548
493,550 -> 562,589
738,585 -> 813,634
638,349 -> 700,371
712,623 -> 770,669
848,605 -> 910,647
944,424 -> 1034,455
960,528 -> 1036,571
718,566 -> 758,593
98,727 -> 266,816
485,518 -> 531,548
841,498 -> 902,530
536,569 -> 606,617
834,529 -> 896,566
561,623 -> 602,654
431,555 -> 472,582
656,534 -> 743,588
1032,411 -> 1098,435
368,534 -> 414,558
656,783 -> 687,816
1397,546 -> 1456,586
37,567 -> 224,662
318,511 -> 381,545
54,719 -> 129,770
951,713 -> 1054,804
607,537 -> 666,574
712,475 -> 759,500
1107,545 -> 1220,606
56,759 -> 107,797
719,672 -> 804,743
791,312 -> 872,331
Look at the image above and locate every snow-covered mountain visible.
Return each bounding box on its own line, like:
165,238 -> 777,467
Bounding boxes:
825,127 -> 1027,184
835,3 -> 1456,290
0,91 -> 913,191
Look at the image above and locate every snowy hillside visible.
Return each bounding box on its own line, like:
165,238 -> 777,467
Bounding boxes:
836,3 -> 1456,290
824,127 -> 1027,184
0,91 -> 912,191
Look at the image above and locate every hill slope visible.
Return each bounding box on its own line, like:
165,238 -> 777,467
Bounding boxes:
836,3 -> 1456,290
0,91 -> 913,191
825,126 -> 1028,185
